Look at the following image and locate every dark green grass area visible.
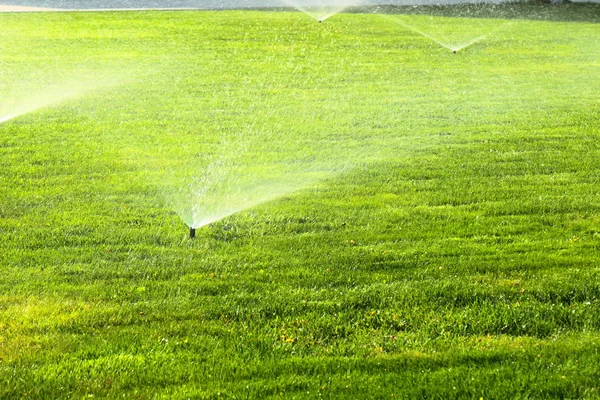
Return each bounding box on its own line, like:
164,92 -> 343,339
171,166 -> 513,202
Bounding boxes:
1,6 -> 600,399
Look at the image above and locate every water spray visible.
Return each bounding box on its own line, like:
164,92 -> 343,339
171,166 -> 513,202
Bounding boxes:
190,227 -> 196,239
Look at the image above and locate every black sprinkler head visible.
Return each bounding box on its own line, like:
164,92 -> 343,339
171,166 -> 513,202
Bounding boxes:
190,227 -> 196,239
453,50 -> 457,54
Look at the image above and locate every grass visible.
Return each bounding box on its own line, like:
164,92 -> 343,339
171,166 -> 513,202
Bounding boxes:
1,4 -> 599,398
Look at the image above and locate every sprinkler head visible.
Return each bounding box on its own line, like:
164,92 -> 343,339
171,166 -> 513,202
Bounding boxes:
189,227 -> 196,239
319,20 -> 322,23
453,50 -> 457,54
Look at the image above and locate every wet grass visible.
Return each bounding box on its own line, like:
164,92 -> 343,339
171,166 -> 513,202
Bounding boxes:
1,6 -> 600,399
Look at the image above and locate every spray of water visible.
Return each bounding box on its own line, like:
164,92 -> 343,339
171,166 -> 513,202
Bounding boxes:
1,87 -> 85,124
381,13 -> 511,53
383,14 -> 455,51
167,121 -> 361,230
452,21 -> 512,52
174,160 -> 344,230
0,67 -> 126,125
282,0 -> 369,22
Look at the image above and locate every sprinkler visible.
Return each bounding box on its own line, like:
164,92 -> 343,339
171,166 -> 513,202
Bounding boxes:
190,227 -> 196,239
453,50 -> 457,54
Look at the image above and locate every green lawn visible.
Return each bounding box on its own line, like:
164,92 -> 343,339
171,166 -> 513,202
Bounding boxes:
1,5 -> 599,398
